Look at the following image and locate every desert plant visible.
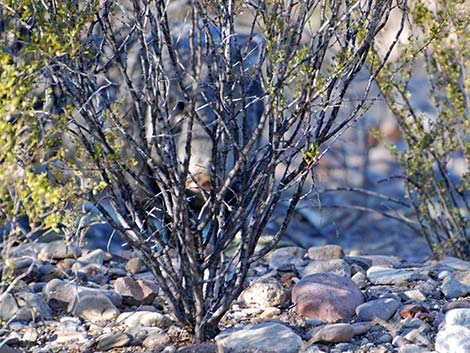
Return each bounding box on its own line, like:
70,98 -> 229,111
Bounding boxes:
1,0 -> 403,341
375,0 -> 470,259
0,0 -> 91,295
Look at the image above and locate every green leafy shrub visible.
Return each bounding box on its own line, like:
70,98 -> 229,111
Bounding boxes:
0,0 -> 93,291
375,0 -> 470,258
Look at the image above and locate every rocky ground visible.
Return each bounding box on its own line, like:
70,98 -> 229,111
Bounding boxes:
1,98 -> 464,352
2,235 -> 470,353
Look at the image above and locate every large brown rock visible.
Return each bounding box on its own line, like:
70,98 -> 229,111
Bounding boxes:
292,273 -> 364,323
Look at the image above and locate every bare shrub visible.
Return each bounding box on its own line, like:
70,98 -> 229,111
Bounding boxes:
1,0 -> 403,341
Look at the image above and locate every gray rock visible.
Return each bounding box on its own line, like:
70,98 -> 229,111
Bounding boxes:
43,278 -> 122,308
361,255 -> 402,268
118,311 -> 172,328
377,333 -> 393,343
443,302 -> 470,313
398,344 -> 429,353
0,293 -> 22,321
443,308 -> 470,329
303,318 -> 322,329
96,332 -> 131,350
78,249 -> 105,265
5,257 -> 33,272
239,278 -> 287,308
133,271 -> 155,281
303,346 -> 327,353
30,282 -> 46,293
403,325 -> 431,346
355,298 -> 400,322
0,344 -> 22,353
367,266 -> 428,285
438,270 -> 454,280
59,316 -> 83,329
350,263 -> 364,275
403,289 -> 427,302
142,332 -> 171,350
37,263 -> 65,282
307,323 -> 355,343
351,322 -> 373,335
441,278 -> 470,299
68,292 -> 120,323
292,272 -> 364,323
16,292 -> 51,322
125,256 -> 145,274
439,256 -> 470,271
54,317 -> 88,344
269,247 -> 306,271
307,245 -> 344,261
216,322 -> 303,353
301,259 -> 351,278
435,324 -> 470,353
240,307 -> 263,317
1,328 -> 21,346
344,256 -> 373,270
334,343 -> 357,351
393,336 -> 407,347
177,344 -> 218,353
454,271 -> 470,285
56,258 -> 76,272
402,317 -> 428,328
76,263 -> 107,283
0,291 -> 51,322
45,278 -> 74,305
125,325 -> 164,342
351,271 -> 367,289
260,306 -> 281,319
38,241 -> 82,261
416,278 -> 440,299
